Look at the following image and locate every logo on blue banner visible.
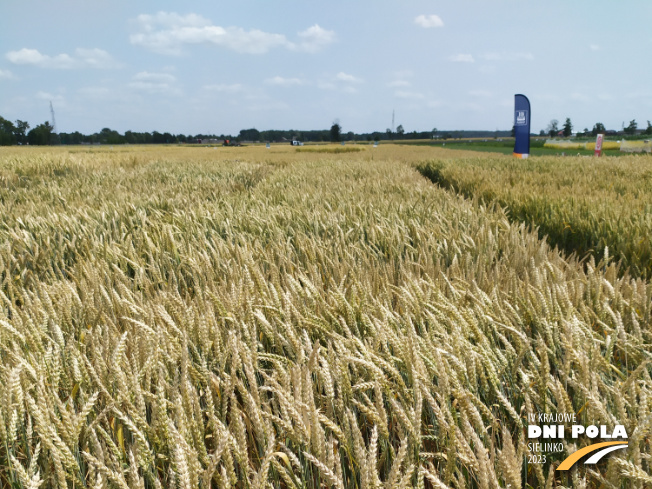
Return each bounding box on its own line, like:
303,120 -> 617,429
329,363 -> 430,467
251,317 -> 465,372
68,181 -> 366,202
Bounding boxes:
515,110 -> 528,126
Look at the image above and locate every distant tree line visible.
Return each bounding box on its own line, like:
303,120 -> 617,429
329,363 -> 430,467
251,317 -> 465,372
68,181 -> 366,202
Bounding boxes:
540,118 -> 652,139
58,129 -> 229,145
238,126 -> 512,143
0,115 -> 228,146
57,128 -> 226,145
0,113 -> 514,147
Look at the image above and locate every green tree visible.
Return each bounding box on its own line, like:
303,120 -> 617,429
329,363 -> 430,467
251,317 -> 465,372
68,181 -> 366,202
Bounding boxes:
562,118 -> 573,137
14,120 -> 29,144
592,122 -> 606,136
239,128 -> 261,141
27,121 -> 53,145
646,120 -> 652,135
396,124 -> 404,138
125,131 -> 137,144
330,120 -> 341,142
99,127 -> 125,144
0,116 -> 17,145
152,131 -> 165,144
624,119 -> 638,135
60,131 -> 83,145
547,119 -> 559,138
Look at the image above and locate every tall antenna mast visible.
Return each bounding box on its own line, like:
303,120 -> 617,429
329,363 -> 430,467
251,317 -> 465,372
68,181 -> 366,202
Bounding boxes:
392,110 -> 395,133
49,101 -> 57,134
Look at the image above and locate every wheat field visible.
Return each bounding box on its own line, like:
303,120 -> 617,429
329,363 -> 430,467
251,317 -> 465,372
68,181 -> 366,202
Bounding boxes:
417,154 -> 652,279
0,145 -> 650,488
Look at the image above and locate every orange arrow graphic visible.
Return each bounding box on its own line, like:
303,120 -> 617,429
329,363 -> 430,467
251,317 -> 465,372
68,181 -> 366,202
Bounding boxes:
557,441 -> 628,471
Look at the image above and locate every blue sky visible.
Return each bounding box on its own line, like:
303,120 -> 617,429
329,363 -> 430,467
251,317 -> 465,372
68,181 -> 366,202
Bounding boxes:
1,1 -> 651,135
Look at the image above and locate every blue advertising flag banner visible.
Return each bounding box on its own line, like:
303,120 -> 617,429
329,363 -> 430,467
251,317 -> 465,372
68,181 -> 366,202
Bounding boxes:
513,94 -> 530,158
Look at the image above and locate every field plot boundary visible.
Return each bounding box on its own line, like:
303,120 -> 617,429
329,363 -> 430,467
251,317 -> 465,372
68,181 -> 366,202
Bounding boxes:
416,156 -> 652,278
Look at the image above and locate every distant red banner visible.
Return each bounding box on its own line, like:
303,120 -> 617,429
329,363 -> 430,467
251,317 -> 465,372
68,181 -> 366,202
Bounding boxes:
594,134 -> 604,156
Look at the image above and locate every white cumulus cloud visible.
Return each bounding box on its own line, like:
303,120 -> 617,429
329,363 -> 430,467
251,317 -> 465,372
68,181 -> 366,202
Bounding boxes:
6,47 -> 118,69
130,12 -> 335,55
7,48 -> 75,69
75,48 -> 119,68
137,11 -> 209,30
335,72 -> 363,83
295,25 -> 336,53
449,54 -> 475,63
265,76 -> 304,86
0,69 -> 15,79
414,15 -> 444,28
318,72 -> 363,92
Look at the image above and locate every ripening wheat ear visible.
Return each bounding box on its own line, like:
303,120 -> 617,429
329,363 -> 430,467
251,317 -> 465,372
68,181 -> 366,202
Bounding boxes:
498,427 -> 521,489
10,442 -> 43,489
302,451 -> 344,489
